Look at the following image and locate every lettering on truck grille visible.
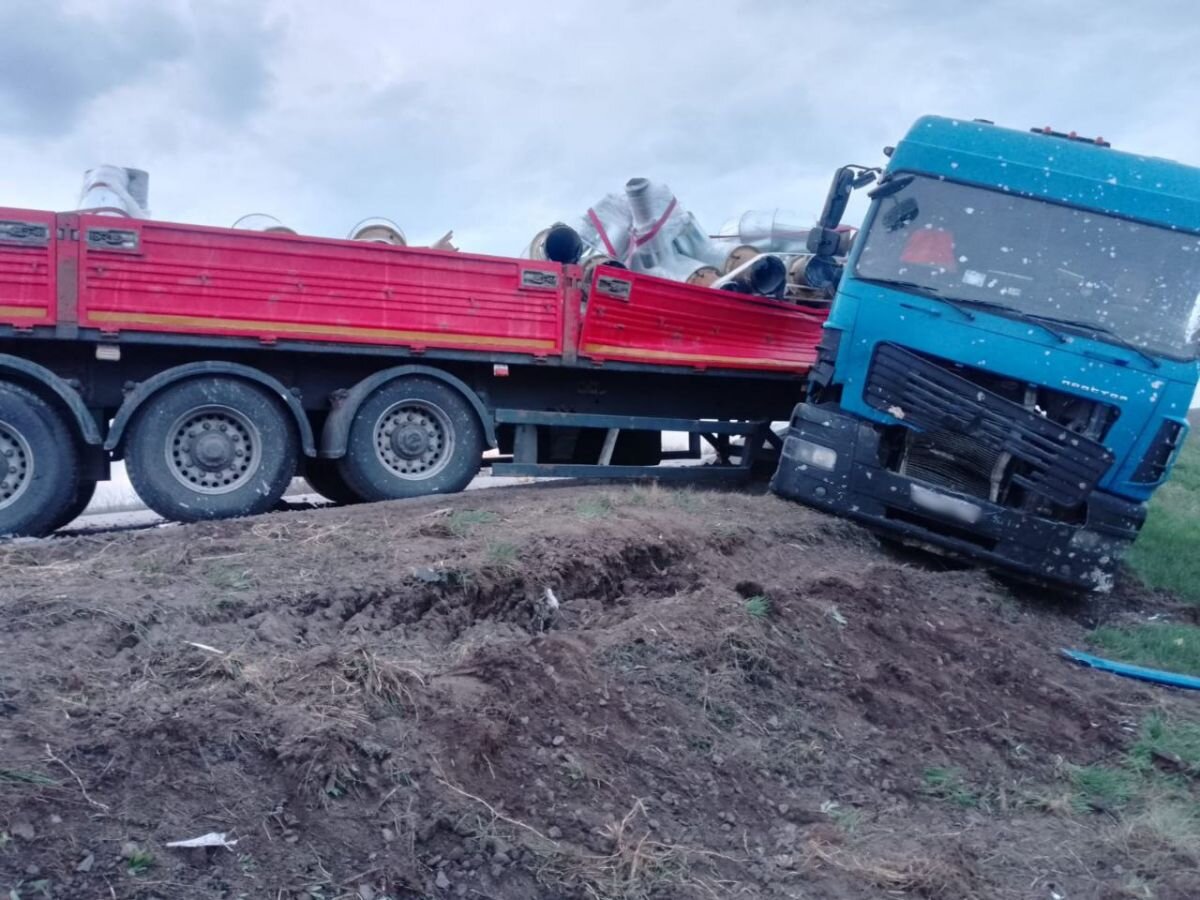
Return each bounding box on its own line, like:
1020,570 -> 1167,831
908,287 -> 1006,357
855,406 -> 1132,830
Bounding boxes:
1060,380 -> 1130,403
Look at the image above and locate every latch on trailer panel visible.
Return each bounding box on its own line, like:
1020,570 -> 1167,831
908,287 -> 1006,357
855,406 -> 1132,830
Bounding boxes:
85,228 -> 140,252
0,220 -> 50,247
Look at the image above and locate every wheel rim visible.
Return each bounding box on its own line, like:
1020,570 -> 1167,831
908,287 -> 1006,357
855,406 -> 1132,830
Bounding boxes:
0,420 -> 33,510
373,399 -> 455,480
164,405 -> 263,495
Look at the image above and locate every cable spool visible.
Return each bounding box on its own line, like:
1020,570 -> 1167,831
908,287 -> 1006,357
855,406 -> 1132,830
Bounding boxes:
723,244 -> 760,274
686,266 -> 721,287
349,218 -> 407,245
232,213 -> 296,235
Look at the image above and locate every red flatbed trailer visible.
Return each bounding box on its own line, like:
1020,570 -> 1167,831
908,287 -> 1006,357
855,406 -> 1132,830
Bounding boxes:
0,207 -> 826,534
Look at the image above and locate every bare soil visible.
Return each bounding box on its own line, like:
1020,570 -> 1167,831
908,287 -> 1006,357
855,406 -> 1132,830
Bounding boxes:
1,482 -> 1196,899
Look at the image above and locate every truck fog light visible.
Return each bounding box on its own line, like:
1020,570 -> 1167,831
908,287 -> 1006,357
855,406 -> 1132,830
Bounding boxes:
786,436 -> 838,471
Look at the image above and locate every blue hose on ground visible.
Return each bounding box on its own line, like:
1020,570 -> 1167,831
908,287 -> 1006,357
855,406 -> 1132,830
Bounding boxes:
1061,649 -> 1200,691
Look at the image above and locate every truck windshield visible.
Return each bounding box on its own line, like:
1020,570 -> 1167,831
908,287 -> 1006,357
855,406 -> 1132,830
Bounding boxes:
853,174 -> 1200,360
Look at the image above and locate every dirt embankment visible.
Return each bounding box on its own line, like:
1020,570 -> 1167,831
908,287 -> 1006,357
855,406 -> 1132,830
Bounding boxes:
1,483 -> 1196,899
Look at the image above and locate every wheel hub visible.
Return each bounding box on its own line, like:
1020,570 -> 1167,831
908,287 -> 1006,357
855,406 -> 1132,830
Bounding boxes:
374,401 -> 454,480
192,431 -> 236,470
391,424 -> 431,459
0,421 -> 33,511
166,406 -> 262,494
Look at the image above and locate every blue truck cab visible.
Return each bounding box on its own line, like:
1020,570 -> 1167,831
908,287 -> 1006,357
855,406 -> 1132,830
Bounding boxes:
771,116 -> 1200,591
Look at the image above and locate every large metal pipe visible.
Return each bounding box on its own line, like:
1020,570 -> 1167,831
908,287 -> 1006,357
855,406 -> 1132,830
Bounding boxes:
711,253 -> 787,297
715,209 -> 810,252
528,223 -> 584,264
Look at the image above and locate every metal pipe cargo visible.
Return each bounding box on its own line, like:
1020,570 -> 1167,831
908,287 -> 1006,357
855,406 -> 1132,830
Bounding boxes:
711,253 -> 787,296
715,209 -> 810,252
527,223 -> 584,264
77,165 -> 150,218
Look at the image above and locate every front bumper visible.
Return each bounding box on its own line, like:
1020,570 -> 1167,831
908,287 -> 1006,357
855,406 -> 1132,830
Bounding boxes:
769,403 -> 1146,592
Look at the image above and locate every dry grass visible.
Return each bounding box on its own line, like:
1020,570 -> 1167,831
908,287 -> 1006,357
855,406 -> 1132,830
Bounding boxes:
802,839 -> 974,898
339,648 -> 426,711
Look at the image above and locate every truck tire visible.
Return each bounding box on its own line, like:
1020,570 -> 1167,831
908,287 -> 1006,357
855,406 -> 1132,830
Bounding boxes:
304,459 -> 363,505
125,377 -> 299,523
337,376 -> 484,501
0,381 -> 80,537
49,479 -> 98,532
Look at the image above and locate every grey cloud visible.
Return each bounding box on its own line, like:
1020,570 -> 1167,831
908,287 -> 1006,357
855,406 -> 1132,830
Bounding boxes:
0,3 -> 189,136
184,3 -> 282,122
0,1 -> 280,139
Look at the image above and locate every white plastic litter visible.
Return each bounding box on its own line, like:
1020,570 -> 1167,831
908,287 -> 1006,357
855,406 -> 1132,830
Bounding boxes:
166,832 -> 238,849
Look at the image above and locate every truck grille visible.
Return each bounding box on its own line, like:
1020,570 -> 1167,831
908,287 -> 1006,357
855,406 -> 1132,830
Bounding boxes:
900,429 -> 1002,500
865,343 -> 1114,508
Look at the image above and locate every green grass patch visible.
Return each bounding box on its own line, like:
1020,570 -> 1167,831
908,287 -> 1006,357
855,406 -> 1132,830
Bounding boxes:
126,850 -> 155,876
1068,764 -> 1139,812
576,496 -> 613,519
920,767 -> 980,808
486,541 -> 519,567
1127,439 -> 1200,603
1131,713 -> 1200,777
448,509 -> 498,535
0,768 -> 58,786
1088,622 -> 1200,677
744,595 -> 771,619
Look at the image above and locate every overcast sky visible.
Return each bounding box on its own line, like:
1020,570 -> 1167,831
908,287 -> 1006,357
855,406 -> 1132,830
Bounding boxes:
2,0 -> 1199,258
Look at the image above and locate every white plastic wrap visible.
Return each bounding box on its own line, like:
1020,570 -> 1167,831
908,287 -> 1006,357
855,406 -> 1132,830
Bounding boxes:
77,166 -> 150,218
573,192 -> 633,261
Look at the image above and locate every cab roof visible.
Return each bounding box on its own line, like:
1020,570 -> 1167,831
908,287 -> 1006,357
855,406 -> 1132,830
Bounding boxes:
888,115 -> 1200,232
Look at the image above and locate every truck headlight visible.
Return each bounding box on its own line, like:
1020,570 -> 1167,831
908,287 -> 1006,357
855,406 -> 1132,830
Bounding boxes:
785,436 -> 839,471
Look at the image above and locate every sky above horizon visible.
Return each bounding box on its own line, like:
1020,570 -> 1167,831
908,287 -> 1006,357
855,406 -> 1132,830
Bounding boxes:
3,0 -> 1200,258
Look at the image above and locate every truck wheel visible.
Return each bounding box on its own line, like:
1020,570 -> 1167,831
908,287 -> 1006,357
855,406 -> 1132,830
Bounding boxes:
304,459 -> 363,505
49,479 -> 98,531
0,381 -> 80,537
125,377 -> 299,523
338,377 -> 484,501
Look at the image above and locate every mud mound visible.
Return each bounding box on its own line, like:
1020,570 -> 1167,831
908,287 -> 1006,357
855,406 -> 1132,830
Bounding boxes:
1,484 -> 1195,899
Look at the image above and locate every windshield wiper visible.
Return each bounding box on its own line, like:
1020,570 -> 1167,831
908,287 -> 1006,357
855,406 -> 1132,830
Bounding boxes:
855,278 -> 975,321
1022,314 -> 1161,369
857,277 -> 1075,342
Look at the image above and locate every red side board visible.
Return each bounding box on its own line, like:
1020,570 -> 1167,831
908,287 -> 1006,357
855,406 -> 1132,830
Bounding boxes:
579,266 -> 826,373
0,208 -> 57,327
75,215 -> 565,357
0,209 -> 827,378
